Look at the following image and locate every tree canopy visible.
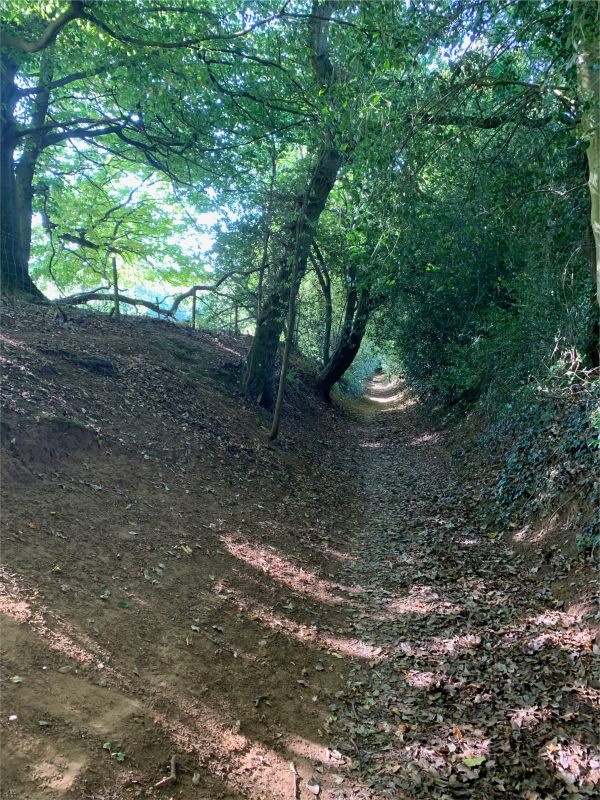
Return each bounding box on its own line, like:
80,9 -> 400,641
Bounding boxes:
1,0 -> 598,424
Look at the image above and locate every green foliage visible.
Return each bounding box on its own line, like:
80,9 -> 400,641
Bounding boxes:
30,151 -> 202,294
479,374 -> 599,554
5,0 -> 597,426
336,340 -> 381,398
372,121 -> 592,409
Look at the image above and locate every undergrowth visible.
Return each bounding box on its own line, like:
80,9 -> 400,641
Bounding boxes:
474,371 -> 599,557
457,370 -> 600,556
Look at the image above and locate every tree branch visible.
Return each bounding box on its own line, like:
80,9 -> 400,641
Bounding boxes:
17,63 -> 118,98
1,1 -> 85,53
417,111 -> 551,130
55,290 -> 162,314
56,266 -> 264,318
80,2 -> 291,50
15,115 -> 128,140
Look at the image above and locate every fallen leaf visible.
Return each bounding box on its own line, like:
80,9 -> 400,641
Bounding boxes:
463,755 -> 486,767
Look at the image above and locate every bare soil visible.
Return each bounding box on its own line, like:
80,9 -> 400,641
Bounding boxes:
1,305 -> 598,800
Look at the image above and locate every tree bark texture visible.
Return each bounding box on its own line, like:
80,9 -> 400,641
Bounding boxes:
317,288 -> 371,401
15,51 -> 54,270
0,55 -> 44,298
310,245 -> 332,365
573,0 -> 600,348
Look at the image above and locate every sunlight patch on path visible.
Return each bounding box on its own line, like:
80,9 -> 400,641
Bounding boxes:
220,533 -> 359,606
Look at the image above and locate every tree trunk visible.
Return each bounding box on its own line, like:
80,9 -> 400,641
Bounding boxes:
244,144 -> 342,408
269,248 -> 302,441
310,244 -> 332,364
112,256 -> 120,320
0,55 -> 45,299
573,0 -> 600,354
14,51 -> 54,270
317,289 -> 371,401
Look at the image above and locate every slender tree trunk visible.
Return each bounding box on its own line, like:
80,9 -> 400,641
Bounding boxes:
293,291 -> 300,349
191,290 -> 197,329
573,0 -> 600,357
310,244 -> 332,364
317,289 -> 371,400
269,266 -> 301,441
269,167 -> 310,440
112,256 -> 120,320
0,55 -> 45,299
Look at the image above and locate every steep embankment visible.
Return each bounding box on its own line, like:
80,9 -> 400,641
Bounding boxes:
1,303 -> 361,799
1,304 -> 598,800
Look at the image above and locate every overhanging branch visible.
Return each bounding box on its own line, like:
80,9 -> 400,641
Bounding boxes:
1,1 -> 85,53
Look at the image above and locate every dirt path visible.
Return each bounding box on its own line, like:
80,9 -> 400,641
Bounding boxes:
1,308 -> 598,800
328,376 -> 599,798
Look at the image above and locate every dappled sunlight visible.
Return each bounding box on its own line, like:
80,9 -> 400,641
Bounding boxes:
227,587 -> 383,660
390,633 -> 482,661
363,375 -> 406,405
433,633 -> 482,657
284,735 -> 345,767
403,669 -> 445,690
0,566 -> 125,682
362,375 -> 416,410
143,672 -> 353,798
509,705 -> 550,731
520,610 -> 597,656
399,730 -> 491,776
368,390 -> 406,405
542,737 -> 600,792
147,691 -> 345,799
4,608 -> 340,800
220,533 -> 357,606
2,729 -> 88,796
31,754 -> 87,794
408,431 -> 440,446
0,579 -> 355,799
368,586 -> 463,622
